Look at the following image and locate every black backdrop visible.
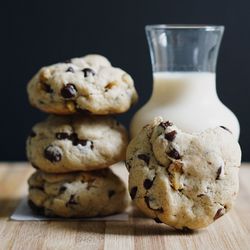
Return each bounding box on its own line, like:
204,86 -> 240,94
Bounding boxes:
2,0 -> 250,161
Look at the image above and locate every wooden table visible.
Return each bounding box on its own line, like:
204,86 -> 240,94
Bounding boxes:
0,163 -> 249,250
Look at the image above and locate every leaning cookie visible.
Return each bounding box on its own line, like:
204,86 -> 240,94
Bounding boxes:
28,168 -> 129,217
26,115 -> 128,173
126,117 -> 241,230
27,54 -> 138,115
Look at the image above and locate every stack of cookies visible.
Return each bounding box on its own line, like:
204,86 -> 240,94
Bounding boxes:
26,54 -> 138,217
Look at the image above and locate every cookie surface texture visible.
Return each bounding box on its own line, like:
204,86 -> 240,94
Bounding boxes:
126,117 -> 241,229
27,115 -> 128,173
27,54 -> 138,115
28,168 -> 129,217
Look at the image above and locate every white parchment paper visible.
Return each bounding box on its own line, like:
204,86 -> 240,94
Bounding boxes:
11,198 -> 128,221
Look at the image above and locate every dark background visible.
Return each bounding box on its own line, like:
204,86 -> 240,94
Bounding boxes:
2,0 -> 250,161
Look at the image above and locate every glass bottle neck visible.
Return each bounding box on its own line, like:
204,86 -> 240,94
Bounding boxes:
146,25 -> 224,73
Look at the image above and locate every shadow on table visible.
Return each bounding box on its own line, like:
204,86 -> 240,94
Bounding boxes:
53,207 -> 200,236
0,198 -> 21,218
4,200 -> 201,236
53,220 -> 199,236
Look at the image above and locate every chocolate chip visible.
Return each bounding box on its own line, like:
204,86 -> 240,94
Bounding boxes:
77,139 -> 88,146
41,82 -> 53,93
66,194 -> 78,206
68,132 -> 91,147
143,178 -> 154,189
28,200 -> 45,215
167,148 -> 181,159
55,132 -> 69,140
130,186 -> 137,200
30,130 -> 36,137
125,161 -> 131,171
64,59 -> 71,63
220,126 -> 232,133
69,133 -> 78,144
197,194 -> 205,197
138,154 -> 150,165
108,190 -> 116,198
165,130 -> 177,141
154,217 -> 163,223
44,145 -> 62,162
144,196 -> 163,212
213,208 -> 224,220
82,68 -> 95,77
61,83 -> 77,98
66,66 -> 74,73
59,186 -> 67,194
159,121 -> 173,129
216,167 -> 222,180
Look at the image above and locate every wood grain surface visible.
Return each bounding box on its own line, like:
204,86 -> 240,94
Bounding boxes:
0,163 -> 249,250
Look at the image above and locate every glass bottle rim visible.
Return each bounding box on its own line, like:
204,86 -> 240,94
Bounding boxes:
145,24 -> 224,31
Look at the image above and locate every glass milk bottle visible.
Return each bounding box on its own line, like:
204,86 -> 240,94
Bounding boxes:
130,25 -> 240,139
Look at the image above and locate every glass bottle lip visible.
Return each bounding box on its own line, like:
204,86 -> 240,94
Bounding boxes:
145,24 -> 224,31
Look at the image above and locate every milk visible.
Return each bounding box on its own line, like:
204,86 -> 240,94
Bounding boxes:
130,72 -> 240,139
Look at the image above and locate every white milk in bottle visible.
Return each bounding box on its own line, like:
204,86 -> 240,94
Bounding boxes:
130,72 -> 240,138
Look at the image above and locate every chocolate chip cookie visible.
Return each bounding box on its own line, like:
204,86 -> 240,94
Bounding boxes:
26,115 -> 128,173
27,54 -> 138,115
28,168 -> 129,217
126,117 -> 241,230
